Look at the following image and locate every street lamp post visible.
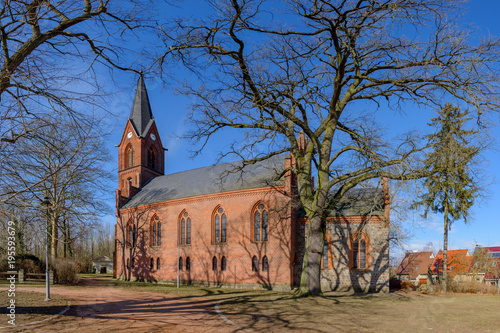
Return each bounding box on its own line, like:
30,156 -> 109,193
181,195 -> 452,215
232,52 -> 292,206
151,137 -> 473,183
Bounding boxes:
41,196 -> 52,301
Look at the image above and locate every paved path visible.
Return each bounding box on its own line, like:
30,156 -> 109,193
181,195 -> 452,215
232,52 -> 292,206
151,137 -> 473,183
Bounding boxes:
9,278 -> 236,332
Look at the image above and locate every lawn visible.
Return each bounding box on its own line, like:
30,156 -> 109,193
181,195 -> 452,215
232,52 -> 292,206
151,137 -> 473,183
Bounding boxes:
0,289 -> 68,327
1,275 -> 498,332
100,276 -> 500,332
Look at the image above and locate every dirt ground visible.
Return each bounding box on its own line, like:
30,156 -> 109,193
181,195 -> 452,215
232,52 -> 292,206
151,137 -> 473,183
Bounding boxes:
3,278 -> 235,333
2,277 -> 499,332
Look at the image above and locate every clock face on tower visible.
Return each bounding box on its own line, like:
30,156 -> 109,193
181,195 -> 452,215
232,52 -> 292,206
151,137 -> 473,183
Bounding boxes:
150,133 -> 156,141
127,131 -> 132,139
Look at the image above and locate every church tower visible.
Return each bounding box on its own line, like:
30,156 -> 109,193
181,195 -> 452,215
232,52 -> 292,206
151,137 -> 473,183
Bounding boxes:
116,76 -> 165,202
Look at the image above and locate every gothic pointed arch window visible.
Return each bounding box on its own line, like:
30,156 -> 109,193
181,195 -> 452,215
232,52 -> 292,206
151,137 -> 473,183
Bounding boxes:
212,256 -> 217,271
252,203 -> 268,242
179,211 -> 191,245
350,231 -> 370,270
252,256 -> 259,272
126,145 -> 135,168
186,257 -> 191,271
213,206 -> 227,244
127,220 -> 136,248
150,258 -> 154,270
157,257 -> 161,270
179,257 -> 184,271
221,256 -> 227,271
151,216 -> 161,247
148,146 -> 157,170
262,256 -> 269,272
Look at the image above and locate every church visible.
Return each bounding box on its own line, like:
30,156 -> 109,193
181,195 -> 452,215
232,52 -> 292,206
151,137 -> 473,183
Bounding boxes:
113,77 -> 391,292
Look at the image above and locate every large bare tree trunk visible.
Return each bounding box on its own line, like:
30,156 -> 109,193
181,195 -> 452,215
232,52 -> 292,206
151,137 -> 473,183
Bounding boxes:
298,214 -> 324,296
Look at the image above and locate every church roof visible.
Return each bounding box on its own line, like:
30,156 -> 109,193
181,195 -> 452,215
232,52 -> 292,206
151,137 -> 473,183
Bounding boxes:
328,187 -> 385,217
129,76 -> 154,137
121,154 -> 285,209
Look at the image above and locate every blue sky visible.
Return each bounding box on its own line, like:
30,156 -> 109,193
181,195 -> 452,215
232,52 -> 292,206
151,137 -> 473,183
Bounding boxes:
102,0 -> 500,257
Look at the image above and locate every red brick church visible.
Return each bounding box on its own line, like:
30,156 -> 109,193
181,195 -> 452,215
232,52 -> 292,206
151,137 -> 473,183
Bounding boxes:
113,77 -> 391,292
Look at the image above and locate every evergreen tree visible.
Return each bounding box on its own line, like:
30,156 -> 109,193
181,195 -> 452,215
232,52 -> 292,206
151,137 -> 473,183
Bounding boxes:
413,104 -> 480,292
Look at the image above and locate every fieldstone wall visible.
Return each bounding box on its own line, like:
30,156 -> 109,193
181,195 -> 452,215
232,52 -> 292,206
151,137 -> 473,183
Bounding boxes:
296,216 -> 390,292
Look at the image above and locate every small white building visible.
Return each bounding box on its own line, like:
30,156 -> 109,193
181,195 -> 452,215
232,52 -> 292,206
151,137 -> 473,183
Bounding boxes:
92,256 -> 113,274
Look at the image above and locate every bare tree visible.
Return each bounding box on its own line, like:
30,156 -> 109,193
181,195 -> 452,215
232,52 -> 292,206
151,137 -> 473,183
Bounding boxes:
159,0 -> 500,295
0,114 -> 112,259
0,0 -> 151,144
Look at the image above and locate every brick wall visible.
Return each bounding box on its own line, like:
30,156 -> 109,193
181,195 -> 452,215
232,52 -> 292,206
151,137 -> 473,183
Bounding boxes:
115,187 -> 295,289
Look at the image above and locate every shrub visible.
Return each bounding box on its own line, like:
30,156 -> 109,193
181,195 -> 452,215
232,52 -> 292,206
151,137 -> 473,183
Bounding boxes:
51,258 -> 79,285
432,278 -> 499,295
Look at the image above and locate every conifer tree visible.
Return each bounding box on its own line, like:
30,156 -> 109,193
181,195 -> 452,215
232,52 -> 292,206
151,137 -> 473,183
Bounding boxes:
413,104 -> 480,292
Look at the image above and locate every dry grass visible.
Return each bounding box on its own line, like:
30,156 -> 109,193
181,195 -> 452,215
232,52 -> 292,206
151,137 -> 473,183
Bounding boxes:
216,291 -> 500,332
0,289 -> 68,326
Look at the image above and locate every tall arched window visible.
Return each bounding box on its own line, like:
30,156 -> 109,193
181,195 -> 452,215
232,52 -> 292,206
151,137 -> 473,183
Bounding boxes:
262,256 -> 269,272
180,211 -> 191,245
350,232 -> 369,270
150,258 -> 154,270
221,256 -> 227,271
157,221 -> 161,246
157,258 -> 161,270
151,216 -> 161,247
186,257 -> 191,271
126,146 -> 135,168
322,240 -> 329,269
128,224 -> 133,247
179,257 -> 184,271
132,224 -> 137,247
252,256 -> 258,272
253,203 -> 268,241
213,207 -> 227,244
152,221 -> 157,246
212,256 -> 217,271
148,146 -> 156,169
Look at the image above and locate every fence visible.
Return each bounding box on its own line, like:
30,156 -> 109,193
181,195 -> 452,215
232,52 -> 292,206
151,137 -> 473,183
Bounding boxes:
0,269 -> 53,283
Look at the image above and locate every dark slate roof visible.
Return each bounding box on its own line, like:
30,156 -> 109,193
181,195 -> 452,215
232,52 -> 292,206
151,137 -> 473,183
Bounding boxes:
121,154 -> 285,209
129,76 -> 154,137
298,187 -> 385,217
328,187 -> 385,217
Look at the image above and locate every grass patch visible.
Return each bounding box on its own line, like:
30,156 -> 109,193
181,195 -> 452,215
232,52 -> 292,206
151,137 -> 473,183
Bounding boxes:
0,289 -> 68,326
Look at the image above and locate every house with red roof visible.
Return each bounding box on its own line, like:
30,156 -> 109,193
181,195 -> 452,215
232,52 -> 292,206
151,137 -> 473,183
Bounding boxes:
396,251 -> 435,285
469,246 -> 500,287
431,249 -> 472,279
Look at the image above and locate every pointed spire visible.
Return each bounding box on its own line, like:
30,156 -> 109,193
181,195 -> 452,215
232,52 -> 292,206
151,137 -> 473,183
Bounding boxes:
129,74 -> 154,137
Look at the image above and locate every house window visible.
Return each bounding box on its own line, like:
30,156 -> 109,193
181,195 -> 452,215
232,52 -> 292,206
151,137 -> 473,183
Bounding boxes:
150,258 -> 154,270
221,256 -> 227,271
148,146 -> 157,170
350,232 -> 368,270
212,256 -> 217,271
180,211 -> 191,245
126,146 -> 135,168
262,256 -> 269,272
179,257 -> 183,271
157,258 -> 161,270
213,207 -> 227,243
186,257 -> 191,271
151,216 -> 161,247
252,256 -> 258,272
253,203 -> 268,241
